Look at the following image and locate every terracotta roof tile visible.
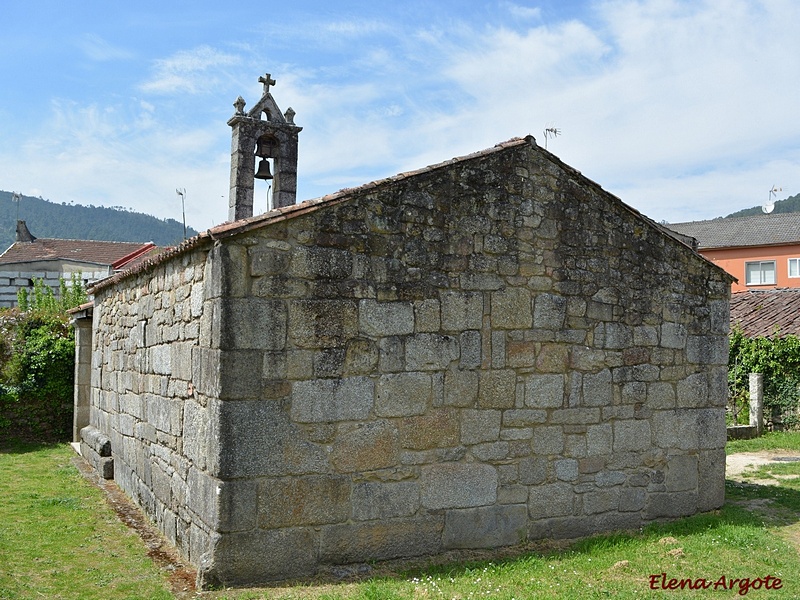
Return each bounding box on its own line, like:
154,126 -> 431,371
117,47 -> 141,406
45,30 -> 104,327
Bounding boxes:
0,238 -> 158,269
730,289 -> 800,337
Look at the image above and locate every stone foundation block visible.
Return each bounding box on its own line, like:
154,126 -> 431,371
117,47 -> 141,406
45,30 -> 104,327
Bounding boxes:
198,527 -> 319,588
443,504 -> 528,549
421,463 -> 497,509
319,516 -> 444,564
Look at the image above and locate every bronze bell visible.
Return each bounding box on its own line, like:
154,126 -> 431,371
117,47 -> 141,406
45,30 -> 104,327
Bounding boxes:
254,158 -> 273,180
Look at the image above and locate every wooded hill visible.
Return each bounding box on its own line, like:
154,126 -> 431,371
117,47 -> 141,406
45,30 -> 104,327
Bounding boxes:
725,192 -> 800,218
0,191 -> 198,252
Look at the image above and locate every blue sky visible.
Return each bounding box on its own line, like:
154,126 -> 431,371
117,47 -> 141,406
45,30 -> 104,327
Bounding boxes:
2,0 -> 799,231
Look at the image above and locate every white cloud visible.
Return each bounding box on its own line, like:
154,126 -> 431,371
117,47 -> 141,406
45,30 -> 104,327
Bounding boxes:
139,45 -> 240,95
501,2 -> 543,20
77,34 -> 134,61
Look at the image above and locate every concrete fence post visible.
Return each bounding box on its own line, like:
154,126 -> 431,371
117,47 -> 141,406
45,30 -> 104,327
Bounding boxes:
749,373 -> 764,436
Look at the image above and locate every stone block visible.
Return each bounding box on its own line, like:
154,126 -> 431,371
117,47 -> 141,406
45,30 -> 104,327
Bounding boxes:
187,468 -> 258,532
292,245 -> 353,280
533,293 -> 566,329
647,382 -> 675,409
198,528 -> 319,587
217,298 -> 287,350
491,287 -> 532,329
319,516 -> 443,564
352,481 -> 420,521
676,373 -> 709,408
443,505 -> 528,549
461,409 -> 501,444
525,374 -> 564,408
554,459 -> 578,481
292,377 -> 374,423
470,441 -> 510,461
397,408 -> 459,449
535,344 -> 569,372
405,333 -> 459,370
359,299 -> 414,336
503,409 -> 546,427
532,425 -> 564,455
518,456 -> 548,485
330,421 -> 400,472
582,369 -> 612,407
343,338 -> 379,375
376,372 -> 431,417
613,420 -> 651,452
258,475 -> 350,527
440,291 -> 483,331
697,448 -> 725,511
619,487 -> 647,512
414,299 -> 440,332
213,399 -> 328,478
582,489 -> 619,514
646,491 -> 698,519
478,369 -> 516,409
529,482 -> 574,518
378,336 -> 405,372
661,322 -> 686,349
665,454 -> 698,492
421,463 -> 497,509
506,339 -> 536,368
459,330 -> 482,369
444,369 -> 478,407
249,246 -> 291,276
289,299 -> 357,349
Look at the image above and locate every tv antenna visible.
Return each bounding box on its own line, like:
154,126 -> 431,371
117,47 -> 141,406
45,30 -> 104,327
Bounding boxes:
11,191 -> 21,222
762,184 -> 781,214
176,188 -> 187,239
543,125 -> 560,150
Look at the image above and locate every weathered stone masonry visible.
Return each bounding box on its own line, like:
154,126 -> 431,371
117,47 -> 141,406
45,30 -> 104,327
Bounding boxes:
84,136 -> 732,587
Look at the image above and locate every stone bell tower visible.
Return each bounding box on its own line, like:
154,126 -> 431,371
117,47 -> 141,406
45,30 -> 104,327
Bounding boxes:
228,73 -> 302,221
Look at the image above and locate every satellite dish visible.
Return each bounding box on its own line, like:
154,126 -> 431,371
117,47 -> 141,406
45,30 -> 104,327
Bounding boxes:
762,185 -> 781,214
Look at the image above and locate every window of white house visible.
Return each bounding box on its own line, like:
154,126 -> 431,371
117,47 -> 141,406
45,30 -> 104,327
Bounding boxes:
745,261 -> 776,286
789,258 -> 800,278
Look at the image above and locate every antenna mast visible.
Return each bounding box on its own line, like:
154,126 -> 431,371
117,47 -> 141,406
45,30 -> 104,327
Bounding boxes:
176,188 -> 187,239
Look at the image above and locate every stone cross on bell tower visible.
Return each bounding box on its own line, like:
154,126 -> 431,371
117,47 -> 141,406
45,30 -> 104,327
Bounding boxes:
227,73 -> 302,221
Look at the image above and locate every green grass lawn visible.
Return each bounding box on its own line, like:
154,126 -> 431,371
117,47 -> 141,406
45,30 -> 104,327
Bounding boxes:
3,435 -> 800,599
0,441 -> 172,600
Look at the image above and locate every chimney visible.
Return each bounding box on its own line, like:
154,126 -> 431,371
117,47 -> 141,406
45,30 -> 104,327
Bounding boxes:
227,73 -> 302,221
15,220 -> 36,243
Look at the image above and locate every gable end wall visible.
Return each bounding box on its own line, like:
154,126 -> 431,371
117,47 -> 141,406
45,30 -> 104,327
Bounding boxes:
87,141 -> 730,587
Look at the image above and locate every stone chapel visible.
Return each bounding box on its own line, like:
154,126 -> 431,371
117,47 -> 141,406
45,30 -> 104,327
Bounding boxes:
76,74 -> 733,587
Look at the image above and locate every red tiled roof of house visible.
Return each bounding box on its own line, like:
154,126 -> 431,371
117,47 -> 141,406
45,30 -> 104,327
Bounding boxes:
0,238 -> 159,270
730,289 -> 800,337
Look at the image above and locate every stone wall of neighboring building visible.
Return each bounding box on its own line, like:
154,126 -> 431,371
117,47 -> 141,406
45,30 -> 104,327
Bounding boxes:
84,137 -> 731,588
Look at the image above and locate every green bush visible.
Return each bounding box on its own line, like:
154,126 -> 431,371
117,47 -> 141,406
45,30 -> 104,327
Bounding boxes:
0,275 -> 87,442
729,327 -> 800,429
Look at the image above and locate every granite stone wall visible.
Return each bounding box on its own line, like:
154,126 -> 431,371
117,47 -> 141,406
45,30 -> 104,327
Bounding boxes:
85,137 -> 731,588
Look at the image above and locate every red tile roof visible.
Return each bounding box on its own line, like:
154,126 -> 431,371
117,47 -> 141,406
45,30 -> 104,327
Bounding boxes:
731,289 -> 800,337
0,238 -> 159,270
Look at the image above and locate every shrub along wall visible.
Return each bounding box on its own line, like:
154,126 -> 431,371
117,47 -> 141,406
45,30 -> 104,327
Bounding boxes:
729,327 -> 800,429
0,278 -> 86,443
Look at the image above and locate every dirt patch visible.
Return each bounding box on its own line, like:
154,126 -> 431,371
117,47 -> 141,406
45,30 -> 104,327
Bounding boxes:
726,450 -> 800,483
72,456 -> 197,597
